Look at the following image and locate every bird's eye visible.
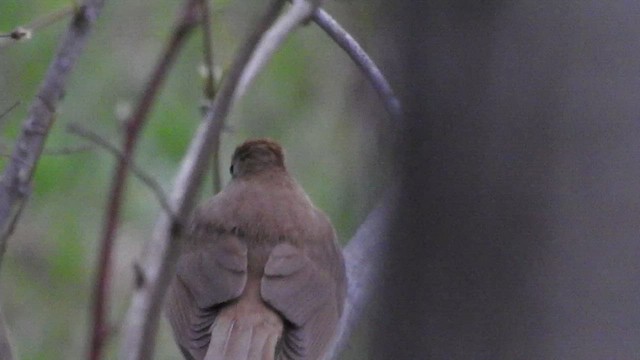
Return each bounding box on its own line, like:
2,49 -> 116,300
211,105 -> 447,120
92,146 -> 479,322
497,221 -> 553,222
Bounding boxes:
229,164 -> 234,175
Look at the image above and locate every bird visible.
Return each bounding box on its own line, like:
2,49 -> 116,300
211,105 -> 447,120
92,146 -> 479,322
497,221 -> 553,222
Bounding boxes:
166,138 -> 347,360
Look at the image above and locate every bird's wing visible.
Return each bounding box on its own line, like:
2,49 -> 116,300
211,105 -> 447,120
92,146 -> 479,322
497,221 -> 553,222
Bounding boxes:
261,238 -> 345,360
166,229 -> 248,359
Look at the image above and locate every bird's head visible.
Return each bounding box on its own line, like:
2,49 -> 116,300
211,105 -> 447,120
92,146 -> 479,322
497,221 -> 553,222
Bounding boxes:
230,138 -> 286,179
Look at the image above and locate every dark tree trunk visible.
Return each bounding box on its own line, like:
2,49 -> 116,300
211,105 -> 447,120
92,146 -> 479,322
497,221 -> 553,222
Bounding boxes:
375,1 -> 640,359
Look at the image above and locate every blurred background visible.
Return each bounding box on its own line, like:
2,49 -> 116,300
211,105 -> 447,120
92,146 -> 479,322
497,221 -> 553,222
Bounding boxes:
8,1 -> 640,360
0,0 -> 389,358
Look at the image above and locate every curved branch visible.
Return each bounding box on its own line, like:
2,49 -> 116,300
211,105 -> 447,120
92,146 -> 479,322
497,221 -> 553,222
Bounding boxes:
234,0 -> 318,100
0,0 -> 107,267
312,8 -> 402,121
118,1 -> 289,358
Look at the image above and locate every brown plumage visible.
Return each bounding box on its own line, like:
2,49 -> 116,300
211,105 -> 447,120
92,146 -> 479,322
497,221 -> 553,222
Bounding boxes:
166,139 -> 347,360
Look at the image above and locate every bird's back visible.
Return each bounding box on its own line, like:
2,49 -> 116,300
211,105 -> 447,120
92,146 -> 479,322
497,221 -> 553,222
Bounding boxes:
167,169 -> 345,360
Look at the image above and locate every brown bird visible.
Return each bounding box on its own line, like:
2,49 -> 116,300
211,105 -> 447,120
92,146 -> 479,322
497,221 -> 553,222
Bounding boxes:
166,139 -> 347,360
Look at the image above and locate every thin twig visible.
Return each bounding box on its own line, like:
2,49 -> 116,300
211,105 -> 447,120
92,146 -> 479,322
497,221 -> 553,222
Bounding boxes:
0,144 -> 93,157
87,1 -> 200,359
312,8 -> 402,121
118,1 -> 289,358
0,3 -> 77,45
38,144 -> 94,155
0,0 -> 107,267
66,124 -> 176,220
198,0 -> 222,193
0,102 -> 20,122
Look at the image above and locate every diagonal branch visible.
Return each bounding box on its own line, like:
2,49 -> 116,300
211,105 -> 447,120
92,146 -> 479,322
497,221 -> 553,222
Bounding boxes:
118,1 -> 294,358
0,102 -> 20,125
234,0 -> 319,100
0,0 -> 107,268
66,124 -> 176,220
87,1 -> 201,359
312,8 -> 402,121
0,304 -> 13,360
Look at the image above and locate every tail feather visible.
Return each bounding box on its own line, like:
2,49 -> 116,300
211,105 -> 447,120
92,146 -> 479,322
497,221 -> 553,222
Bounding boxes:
204,299 -> 283,360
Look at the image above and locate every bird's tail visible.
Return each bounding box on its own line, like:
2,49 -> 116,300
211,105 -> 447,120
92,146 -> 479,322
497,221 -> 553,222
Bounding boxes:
205,296 -> 284,360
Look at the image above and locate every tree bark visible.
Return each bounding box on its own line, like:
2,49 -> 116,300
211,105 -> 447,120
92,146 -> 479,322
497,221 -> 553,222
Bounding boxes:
375,1 -> 640,359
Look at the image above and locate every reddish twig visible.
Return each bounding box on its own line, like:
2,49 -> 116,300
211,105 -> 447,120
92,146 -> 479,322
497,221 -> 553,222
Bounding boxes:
88,1 -> 200,359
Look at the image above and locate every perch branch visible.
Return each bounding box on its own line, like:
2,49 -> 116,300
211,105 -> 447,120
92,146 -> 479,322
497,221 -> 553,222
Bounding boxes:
117,1 -> 310,358
312,8 -> 402,120
329,194 -> 394,359
0,0 -> 107,268
87,1 -> 200,359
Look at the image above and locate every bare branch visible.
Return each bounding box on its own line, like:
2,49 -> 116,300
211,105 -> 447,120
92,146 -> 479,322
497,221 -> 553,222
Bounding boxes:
66,124 -> 176,220
235,0 -> 319,100
312,8 -> 402,121
0,0 -> 107,267
0,3 -> 77,46
87,1 -> 200,358
118,1 -> 288,359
